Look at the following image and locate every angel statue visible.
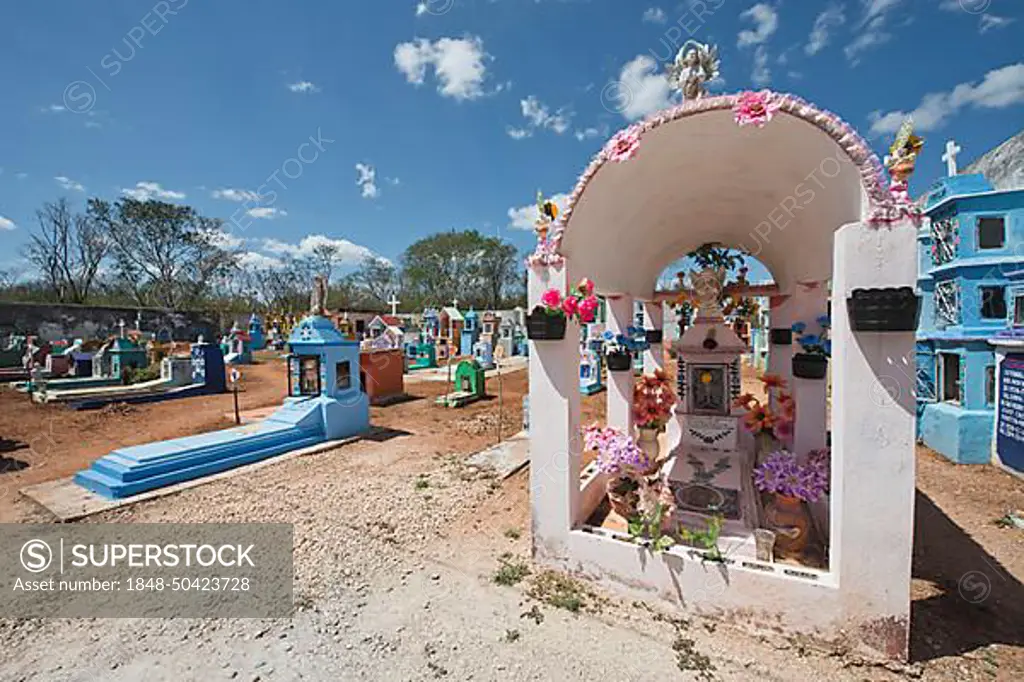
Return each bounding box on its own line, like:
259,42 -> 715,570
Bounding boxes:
534,190 -> 559,243
310,274 -> 329,316
667,40 -> 720,101
884,117 -> 924,184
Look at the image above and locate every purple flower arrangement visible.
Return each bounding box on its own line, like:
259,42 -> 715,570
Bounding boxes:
753,449 -> 829,503
584,424 -> 650,477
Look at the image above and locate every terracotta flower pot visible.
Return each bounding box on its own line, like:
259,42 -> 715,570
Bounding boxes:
765,494 -> 811,557
635,426 -> 662,475
607,476 -> 640,519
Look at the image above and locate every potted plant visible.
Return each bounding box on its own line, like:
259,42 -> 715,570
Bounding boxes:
790,315 -> 830,379
733,374 -> 795,459
584,424 -> 652,519
632,369 -> 676,467
527,278 -> 600,340
627,482 -> 678,553
846,287 -> 921,332
752,449 -> 828,558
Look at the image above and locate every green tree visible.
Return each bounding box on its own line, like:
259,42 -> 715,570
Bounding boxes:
90,198 -> 237,309
400,230 -> 522,309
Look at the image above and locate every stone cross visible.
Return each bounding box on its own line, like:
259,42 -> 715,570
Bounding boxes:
452,297 -> 459,310
118,319 -> 126,339
942,139 -> 961,177
388,294 -> 401,316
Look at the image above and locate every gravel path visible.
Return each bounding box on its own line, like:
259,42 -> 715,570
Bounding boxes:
2,364 -> 1020,680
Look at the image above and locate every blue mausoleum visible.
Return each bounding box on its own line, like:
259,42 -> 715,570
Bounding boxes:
916,164 -> 1024,464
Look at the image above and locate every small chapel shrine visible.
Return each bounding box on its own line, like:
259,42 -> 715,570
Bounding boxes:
525,42 -> 921,661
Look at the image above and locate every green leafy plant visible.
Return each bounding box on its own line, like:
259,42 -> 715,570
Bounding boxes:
627,501 -> 676,553
679,515 -> 725,563
492,553 -> 530,586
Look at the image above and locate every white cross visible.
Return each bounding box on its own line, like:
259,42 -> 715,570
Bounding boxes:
942,139 -> 961,177
388,294 -> 400,316
452,297 -> 459,310
118,319 -> 126,338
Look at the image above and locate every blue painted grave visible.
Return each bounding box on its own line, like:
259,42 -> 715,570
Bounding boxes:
74,314 -> 369,499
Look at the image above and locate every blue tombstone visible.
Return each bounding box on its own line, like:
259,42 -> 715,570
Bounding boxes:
249,314 -> 266,351
286,314 -> 369,440
461,308 -> 481,356
473,337 -> 494,370
191,340 -> 226,393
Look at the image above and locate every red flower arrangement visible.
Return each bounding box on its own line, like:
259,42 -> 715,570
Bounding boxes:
633,369 -> 677,431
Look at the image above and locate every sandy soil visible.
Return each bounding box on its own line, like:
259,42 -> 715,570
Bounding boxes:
0,355 -> 1022,680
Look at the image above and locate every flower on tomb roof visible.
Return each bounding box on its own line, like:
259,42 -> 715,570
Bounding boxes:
733,90 -> 781,128
603,125 -> 642,163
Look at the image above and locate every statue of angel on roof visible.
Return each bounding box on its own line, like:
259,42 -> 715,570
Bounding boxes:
667,40 -> 720,101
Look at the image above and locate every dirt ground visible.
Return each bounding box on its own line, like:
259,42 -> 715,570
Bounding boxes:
1,353 -> 1022,680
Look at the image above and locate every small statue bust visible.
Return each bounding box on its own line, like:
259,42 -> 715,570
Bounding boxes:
310,275 -> 328,316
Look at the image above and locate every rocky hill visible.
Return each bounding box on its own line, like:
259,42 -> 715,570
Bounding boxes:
964,129 -> 1024,191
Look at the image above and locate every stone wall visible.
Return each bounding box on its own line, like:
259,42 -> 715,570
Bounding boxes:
0,302 -> 248,343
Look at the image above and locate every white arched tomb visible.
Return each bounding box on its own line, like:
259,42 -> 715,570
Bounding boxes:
527,93 -> 919,660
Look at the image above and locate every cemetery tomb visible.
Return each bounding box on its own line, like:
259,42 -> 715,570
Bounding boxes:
526,84 -> 920,659
75,312 -> 369,499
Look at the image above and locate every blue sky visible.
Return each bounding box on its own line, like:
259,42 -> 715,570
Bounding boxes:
1,0 -> 1022,286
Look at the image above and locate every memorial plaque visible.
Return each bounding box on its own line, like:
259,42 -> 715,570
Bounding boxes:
996,354 -> 1024,474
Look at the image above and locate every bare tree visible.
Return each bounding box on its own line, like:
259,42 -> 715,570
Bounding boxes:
23,198 -> 108,303
310,242 -> 342,285
352,255 -> 397,308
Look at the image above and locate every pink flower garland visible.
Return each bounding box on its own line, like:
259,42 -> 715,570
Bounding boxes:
733,90 -> 781,128
544,91 -> 895,257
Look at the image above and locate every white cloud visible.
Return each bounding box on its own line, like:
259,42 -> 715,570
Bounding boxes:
507,96 -> 572,139
0,215 -> 16,231
868,62 -> 1024,135
203,229 -> 244,250
387,177 -> 401,186
15,172 -> 27,180
845,0 -> 905,63
507,193 -> 569,230
938,0 -> 961,12
979,14 -> 1015,34
415,2 -> 428,16
574,125 -> 608,142
615,55 -> 678,121
394,36 -> 491,101
238,251 -> 284,270
751,46 -> 771,86
246,207 -> 287,219
121,181 -> 186,201
212,188 -> 262,203
642,7 -> 667,24
737,4 -> 779,48
40,104 -> 65,113
54,176 -> 85,192
355,163 -> 380,199
806,5 -> 846,55
260,234 -> 378,265
287,81 -> 320,94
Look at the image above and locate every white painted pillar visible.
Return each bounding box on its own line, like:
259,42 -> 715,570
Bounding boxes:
605,295 -> 634,433
527,264 -> 581,554
766,294 -> 795,392
789,284 -> 829,459
831,219 -> 917,660
642,300 -> 665,374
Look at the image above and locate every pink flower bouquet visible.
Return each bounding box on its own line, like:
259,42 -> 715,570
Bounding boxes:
537,278 -> 600,324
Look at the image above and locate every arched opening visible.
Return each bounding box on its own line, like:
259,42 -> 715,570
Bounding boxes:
526,92 -> 919,660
